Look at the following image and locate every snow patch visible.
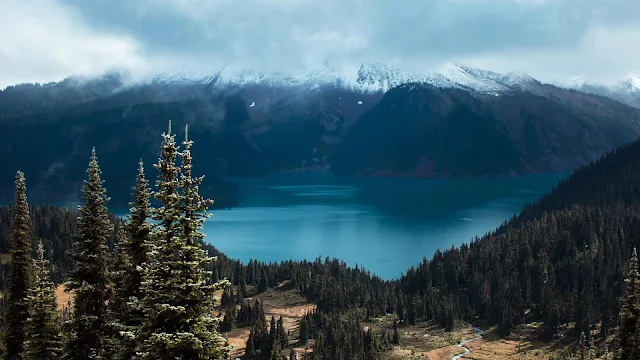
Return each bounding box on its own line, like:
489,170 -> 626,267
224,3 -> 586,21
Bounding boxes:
209,62 -> 538,94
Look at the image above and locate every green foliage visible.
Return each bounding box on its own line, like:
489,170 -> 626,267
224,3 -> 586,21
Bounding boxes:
245,328 -> 256,356
4,171 -> 34,360
618,248 -> 640,359
392,319 -> 400,345
135,122 -> 231,359
25,241 -> 62,359
64,149 -> 114,360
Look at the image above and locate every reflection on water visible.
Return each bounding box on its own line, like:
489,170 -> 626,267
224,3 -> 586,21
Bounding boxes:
204,173 -> 566,279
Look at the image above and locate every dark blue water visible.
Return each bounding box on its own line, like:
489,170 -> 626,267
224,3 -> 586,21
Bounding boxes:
203,173 -> 566,280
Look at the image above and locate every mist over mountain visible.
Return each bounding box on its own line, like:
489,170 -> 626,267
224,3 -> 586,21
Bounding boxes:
2,63 -> 640,206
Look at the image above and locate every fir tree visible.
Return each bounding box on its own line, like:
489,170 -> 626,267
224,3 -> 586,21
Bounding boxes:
270,316 -> 277,350
4,171 -> 34,360
114,160 -> 153,359
24,241 -> 62,359
125,160 -> 153,296
270,340 -> 280,360
64,149 -> 114,360
392,319 -> 400,345
619,247 -> 640,359
259,268 -> 269,293
299,316 -> 308,345
278,316 -> 288,349
246,328 -> 256,356
110,226 -> 136,359
135,122 -> 231,359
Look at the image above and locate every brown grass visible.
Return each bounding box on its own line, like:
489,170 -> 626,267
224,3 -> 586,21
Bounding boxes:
376,321 -> 574,360
55,284 -> 73,312
224,284 -> 316,359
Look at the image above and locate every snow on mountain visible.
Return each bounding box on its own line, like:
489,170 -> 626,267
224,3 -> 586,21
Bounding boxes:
612,76 -> 640,95
564,75 -> 640,108
169,62 -> 541,95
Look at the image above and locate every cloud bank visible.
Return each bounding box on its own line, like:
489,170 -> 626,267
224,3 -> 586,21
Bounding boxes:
1,0 -> 639,88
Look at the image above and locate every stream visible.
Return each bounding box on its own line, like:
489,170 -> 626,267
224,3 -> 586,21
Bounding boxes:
452,327 -> 484,360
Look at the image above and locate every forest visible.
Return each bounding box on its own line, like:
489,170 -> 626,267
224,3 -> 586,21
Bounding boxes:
3,122 -> 640,359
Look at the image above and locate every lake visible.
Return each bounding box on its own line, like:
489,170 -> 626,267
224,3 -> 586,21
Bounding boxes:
204,173 -> 566,280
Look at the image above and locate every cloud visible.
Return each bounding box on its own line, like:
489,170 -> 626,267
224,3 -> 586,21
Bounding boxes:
0,0 -> 148,88
2,0 -> 640,87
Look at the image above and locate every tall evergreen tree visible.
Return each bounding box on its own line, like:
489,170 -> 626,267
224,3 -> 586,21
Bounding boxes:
113,160 -> 153,359
24,241 -> 62,359
125,160 -> 153,296
392,319 -> 400,345
109,226 -> 137,359
4,171 -> 34,360
64,148 -> 114,360
246,328 -> 256,356
135,122 -> 231,359
618,247 -> 640,359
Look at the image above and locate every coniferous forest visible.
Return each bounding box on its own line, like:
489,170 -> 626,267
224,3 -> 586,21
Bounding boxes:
3,121 -> 640,359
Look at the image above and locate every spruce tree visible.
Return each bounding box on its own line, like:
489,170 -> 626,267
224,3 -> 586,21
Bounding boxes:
135,122 -> 231,359
245,328 -> 256,356
619,247 -> 640,359
270,340 -> 280,360
110,226 -> 136,359
392,319 -> 400,345
299,316 -> 309,345
114,160 -> 153,359
24,241 -> 62,359
64,148 -> 114,360
5,171 -> 34,360
125,160 -> 153,297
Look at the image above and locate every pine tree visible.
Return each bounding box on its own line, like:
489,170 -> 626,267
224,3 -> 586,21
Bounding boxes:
278,316 -> 288,349
125,160 -> 153,296
64,148 -> 114,360
245,328 -> 256,356
24,241 -> 62,359
4,171 -> 34,360
135,122 -> 231,359
299,316 -> 309,345
110,225 -> 136,359
270,316 -> 277,350
392,319 -> 400,345
270,339 -> 280,360
619,247 -> 640,359
259,268 -> 269,293
113,160 -> 153,359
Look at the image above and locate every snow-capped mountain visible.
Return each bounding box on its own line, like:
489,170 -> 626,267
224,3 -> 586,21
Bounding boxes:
146,62 -> 541,96
563,76 -> 640,108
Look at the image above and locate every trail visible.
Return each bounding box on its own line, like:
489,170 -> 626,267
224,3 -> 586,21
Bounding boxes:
452,327 -> 484,360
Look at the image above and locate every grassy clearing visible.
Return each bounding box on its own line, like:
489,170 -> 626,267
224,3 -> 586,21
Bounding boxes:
224,283 -> 316,359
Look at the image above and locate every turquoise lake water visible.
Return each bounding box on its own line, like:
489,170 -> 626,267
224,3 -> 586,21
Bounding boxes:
203,173 -> 566,280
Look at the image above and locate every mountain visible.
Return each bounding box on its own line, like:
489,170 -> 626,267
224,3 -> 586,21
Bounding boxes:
396,125 -> 640,343
564,76 -> 640,108
2,63 -> 640,206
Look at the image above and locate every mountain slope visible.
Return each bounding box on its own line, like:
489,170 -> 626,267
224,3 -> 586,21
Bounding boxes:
398,134 -> 640,341
2,64 -> 640,206
331,82 -> 640,177
565,76 -> 640,108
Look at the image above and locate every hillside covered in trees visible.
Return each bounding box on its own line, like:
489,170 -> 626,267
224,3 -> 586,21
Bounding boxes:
3,122 -> 640,358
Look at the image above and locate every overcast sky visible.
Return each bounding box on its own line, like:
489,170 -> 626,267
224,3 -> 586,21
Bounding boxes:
1,0 -> 639,88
